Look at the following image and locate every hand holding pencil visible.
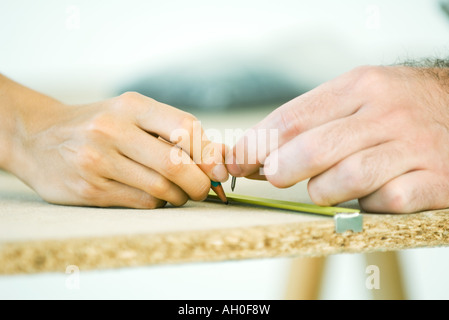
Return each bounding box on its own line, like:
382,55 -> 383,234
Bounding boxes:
156,123 -> 230,205
0,75 -> 231,209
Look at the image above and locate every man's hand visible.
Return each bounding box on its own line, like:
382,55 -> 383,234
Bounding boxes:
227,66 -> 449,213
1,75 -> 228,208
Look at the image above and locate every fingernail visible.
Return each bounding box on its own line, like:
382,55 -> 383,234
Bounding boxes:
212,164 -> 229,182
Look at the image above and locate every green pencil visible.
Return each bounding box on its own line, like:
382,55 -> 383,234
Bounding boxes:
207,192 -> 359,216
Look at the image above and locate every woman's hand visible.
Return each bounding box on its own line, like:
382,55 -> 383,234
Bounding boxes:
1,75 -> 228,208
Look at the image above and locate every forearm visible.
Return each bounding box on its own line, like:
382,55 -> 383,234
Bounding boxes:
0,74 -> 64,174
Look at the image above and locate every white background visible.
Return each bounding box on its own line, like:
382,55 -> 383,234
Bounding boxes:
1,0 -> 449,299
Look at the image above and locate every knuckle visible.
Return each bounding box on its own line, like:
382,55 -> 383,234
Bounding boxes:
168,113 -> 199,146
77,180 -> 102,202
183,112 -> 198,123
113,91 -> 150,113
178,113 -> 198,134
85,112 -> 115,138
172,195 -> 189,207
162,154 -> 185,177
300,140 -> 324,170
337,159 -> 366,191
117,91 -> 143,104
75,145 -> 102,171
353,65 -> 384,79
150,178 -> 171,197
354,65 -> 389,92
141,196 -> 166,209
278,106 -> 305,137
382,185 -> 409,213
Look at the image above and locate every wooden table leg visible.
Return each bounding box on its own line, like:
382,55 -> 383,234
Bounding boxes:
285,251 -> 405,300
285,256 -> 327,300
364,251 -> 406,300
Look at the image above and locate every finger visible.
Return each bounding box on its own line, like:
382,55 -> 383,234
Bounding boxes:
117,126 -> 211,201
159,136 -> 228,182
103,181 -> 167,208
104,152 -> 189,206
307,140 -> 420,206
200,142 -> 229,182
264,111 -> 390,188
134,97 -> 228,181
73,178 -> 167,209
159,118 -> 228,181
359,170 -> 449,213
228,69 -> 365,177
157,136 -> 226,179
245,172 -> 268,180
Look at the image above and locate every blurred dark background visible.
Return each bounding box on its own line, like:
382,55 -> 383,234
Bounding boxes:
2,0 -> 448,111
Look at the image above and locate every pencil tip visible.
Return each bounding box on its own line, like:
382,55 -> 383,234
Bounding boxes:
225,201 -> 229,205
231,176 -> 236,192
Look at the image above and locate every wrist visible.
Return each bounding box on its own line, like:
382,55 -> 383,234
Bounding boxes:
0,76 -> 67,178
16,102 -> 69,177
